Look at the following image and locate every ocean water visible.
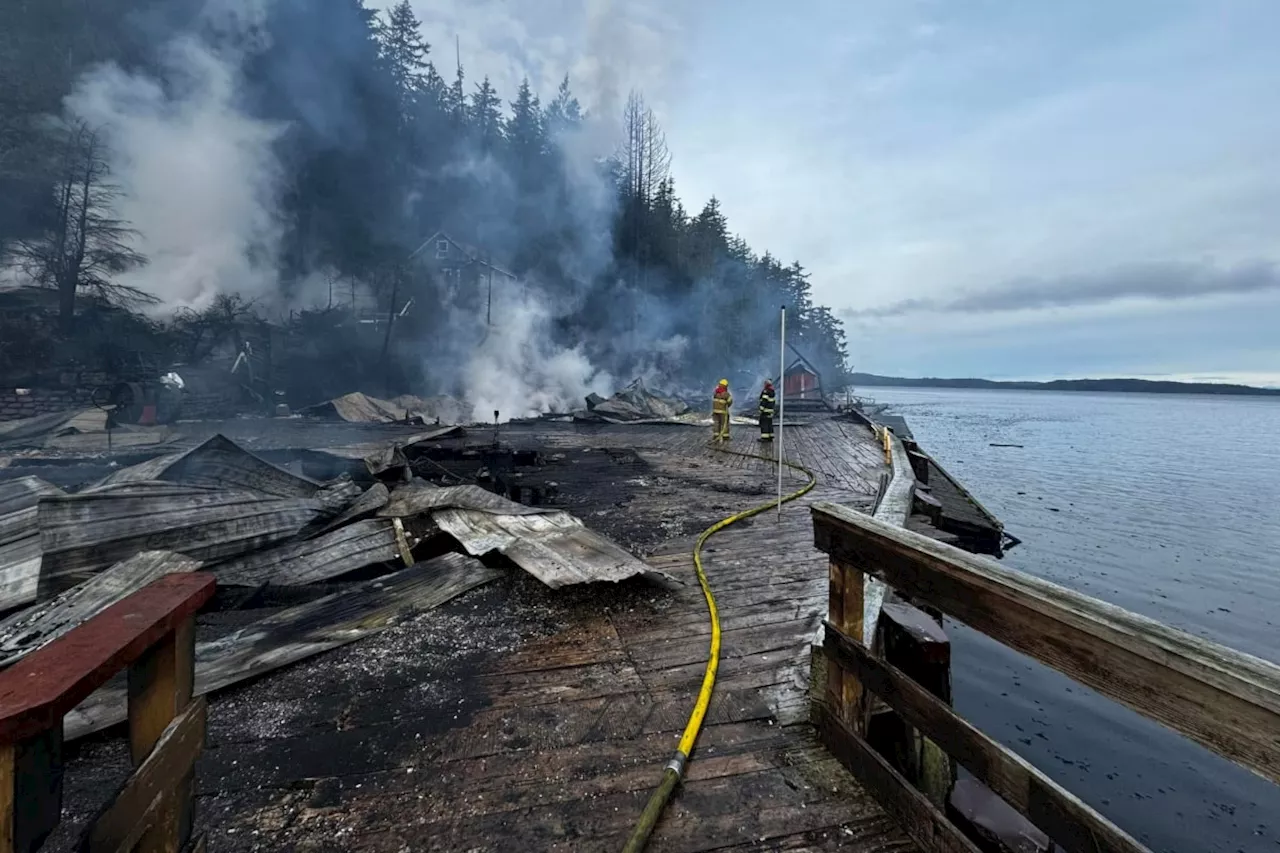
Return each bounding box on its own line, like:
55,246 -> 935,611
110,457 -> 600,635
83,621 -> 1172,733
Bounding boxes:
865,387 -> 1280,853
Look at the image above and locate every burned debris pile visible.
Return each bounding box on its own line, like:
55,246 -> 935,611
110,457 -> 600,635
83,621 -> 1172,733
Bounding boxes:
301,391 -> 469,425
0,430 -> 668,743
579,378 -> 691,423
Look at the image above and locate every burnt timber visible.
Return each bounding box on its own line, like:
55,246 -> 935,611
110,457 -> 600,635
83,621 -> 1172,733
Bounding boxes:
1,412 -> 1004,852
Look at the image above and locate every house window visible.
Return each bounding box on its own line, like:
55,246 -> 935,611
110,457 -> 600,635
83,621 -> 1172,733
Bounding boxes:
435,240 -> 449,259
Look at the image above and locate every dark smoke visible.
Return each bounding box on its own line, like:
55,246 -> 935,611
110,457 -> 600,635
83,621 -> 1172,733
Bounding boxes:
5,0 -> 850,418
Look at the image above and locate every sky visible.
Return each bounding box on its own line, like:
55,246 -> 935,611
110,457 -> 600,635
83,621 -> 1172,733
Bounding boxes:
387,0 -> 1280,385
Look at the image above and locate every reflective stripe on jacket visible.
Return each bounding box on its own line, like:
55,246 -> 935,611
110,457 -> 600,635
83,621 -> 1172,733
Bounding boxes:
758,391 -> 776,415
712,389 -> 733,414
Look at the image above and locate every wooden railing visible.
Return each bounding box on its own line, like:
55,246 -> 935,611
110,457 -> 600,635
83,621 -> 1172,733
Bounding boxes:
811,502 -> 1280,853
0,573 -> 215,853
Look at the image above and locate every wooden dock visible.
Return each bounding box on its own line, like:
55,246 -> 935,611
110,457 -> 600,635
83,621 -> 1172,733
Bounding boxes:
22,416 -> 925,851
8,410 -> 1276,853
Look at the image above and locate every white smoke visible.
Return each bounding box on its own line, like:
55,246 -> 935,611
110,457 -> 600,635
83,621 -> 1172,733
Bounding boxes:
65,34 -> 283,314
464,286 -> 613,421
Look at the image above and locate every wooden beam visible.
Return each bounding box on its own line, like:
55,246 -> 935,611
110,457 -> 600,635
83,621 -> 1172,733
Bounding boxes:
812,503 -> 1280,784
824,622 -> 1149,853
826,558 -> 866,731
128,617 -> 195,764
851,426 -> 916,660
816,703 -> 982,853
0,727 -> 64,853
83,699 -> 206,853
949,778 -> 1053,853
0,744 -> 11,853
0,574 -> 214,743
127,616 -> 196,853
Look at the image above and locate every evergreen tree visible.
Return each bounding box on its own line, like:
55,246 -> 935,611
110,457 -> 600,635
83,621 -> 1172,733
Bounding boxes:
468,76 -> 503,153
544,74 -> 583,139
376,0 -> 437,120
505,78 -> 545,185
0,3 -> 856,392
446,60 -> 467,128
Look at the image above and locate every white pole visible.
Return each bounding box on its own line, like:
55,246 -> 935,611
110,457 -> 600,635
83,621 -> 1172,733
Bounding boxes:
777,305 -> 786,520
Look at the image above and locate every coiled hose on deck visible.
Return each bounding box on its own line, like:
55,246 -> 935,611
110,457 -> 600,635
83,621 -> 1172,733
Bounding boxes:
621,442 -> 818,853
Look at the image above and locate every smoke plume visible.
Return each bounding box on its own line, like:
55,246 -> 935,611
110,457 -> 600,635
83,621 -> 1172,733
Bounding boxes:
463,289 -> 614,421
66,35 -> 284,313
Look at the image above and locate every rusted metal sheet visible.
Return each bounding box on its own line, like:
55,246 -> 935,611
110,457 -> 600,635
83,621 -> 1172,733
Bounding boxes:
0,476 -> 63,612
37,486 -> 327,596
433,507 -> 660,588
213,519 -> 402,586
63,553 -> 501,742
0,550 -> 201,668
95,434 -> 321,498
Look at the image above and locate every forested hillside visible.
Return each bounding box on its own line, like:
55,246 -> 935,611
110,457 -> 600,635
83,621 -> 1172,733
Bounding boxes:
0,0 -> 851,403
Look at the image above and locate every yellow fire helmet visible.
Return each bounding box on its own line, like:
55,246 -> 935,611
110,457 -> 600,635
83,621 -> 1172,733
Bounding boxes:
718,379 -> 729,386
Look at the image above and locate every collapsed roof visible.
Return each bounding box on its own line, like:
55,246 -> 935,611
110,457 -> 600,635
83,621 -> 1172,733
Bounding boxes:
579,378 -> 691,423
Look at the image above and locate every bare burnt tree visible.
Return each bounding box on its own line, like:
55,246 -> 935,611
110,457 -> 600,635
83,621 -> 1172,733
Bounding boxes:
11,119 -> 149,332
619,91 -> 670,209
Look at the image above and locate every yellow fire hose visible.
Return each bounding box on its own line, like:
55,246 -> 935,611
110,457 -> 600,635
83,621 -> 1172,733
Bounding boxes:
621,442 -> 818,853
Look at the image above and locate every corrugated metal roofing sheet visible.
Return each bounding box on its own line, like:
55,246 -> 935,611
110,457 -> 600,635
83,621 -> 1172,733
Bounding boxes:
433,508 -> 660,589
379,483 -> 546,518
37,485 -> 328,596
0,550 -> 200,667
96,434 -> 322,497
0,476 -> 63,612
213,519 -> 402,586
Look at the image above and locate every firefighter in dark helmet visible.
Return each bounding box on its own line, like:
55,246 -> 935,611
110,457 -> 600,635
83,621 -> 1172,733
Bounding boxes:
757,380 -> 777,441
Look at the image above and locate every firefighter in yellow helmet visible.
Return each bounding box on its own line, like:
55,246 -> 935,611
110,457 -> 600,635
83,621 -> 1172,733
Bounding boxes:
711,379 -> 733,442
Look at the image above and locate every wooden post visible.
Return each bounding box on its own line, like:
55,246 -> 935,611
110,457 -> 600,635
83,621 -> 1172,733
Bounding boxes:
0,726 -> 63,853
127,616 -> 196,853
880,602 -> 955,808
0,743 -> 12,853
826,558 -> 867,732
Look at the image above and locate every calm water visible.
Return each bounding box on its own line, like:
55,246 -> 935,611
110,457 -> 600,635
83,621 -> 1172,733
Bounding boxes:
866,387 -> 1280,853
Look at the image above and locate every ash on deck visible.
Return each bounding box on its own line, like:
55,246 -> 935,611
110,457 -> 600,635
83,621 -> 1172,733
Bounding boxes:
45,416 -> 920,852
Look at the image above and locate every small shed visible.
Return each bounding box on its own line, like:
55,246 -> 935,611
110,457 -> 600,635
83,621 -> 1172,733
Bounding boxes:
783,353 -> 823,401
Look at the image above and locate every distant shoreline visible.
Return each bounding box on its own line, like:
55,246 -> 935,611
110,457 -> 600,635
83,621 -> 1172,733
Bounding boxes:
849,373 -> 1280,397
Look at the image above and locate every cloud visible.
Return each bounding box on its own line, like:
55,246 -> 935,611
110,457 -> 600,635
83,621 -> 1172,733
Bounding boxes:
844,260 -> 1280,319
384,0 -> 688,119
844,289 -> 1280,382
